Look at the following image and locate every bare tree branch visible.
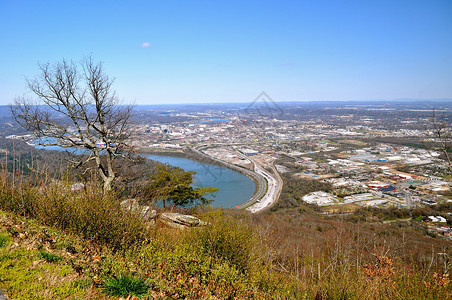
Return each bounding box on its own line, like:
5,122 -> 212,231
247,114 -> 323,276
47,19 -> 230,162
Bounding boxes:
9,56 -> 134,191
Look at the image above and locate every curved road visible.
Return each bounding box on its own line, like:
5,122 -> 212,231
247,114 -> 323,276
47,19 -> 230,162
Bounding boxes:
242,154 -> 283,212
191,146 -> 282,212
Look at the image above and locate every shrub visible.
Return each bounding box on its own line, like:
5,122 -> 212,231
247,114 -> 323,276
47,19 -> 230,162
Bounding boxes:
0,234 -> 9,248
0,170 -> 149,250
39,250 -> 61,263
102,274 -> 149,298
188,211 -> 257,274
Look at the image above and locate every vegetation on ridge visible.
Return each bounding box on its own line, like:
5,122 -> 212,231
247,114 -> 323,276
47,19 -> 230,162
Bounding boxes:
1,159 -> 452,298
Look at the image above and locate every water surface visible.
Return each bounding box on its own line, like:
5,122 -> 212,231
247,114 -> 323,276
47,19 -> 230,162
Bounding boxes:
145,154 -> 255,208
33,140 -> 256,208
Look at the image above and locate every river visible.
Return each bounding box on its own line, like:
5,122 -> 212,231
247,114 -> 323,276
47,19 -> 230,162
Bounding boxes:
144,154 -> 255,208
34,140 -> 255,208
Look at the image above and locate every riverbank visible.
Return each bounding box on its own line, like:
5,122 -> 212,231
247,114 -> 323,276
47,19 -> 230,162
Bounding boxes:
190,147 -> 265,208
137,147 -> 231,168
137,147 -> 265,209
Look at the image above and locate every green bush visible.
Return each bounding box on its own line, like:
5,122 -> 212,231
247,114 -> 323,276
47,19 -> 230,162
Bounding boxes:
0,234 -> 9,248
102,274 -> 149,298
39,250 -> 61,263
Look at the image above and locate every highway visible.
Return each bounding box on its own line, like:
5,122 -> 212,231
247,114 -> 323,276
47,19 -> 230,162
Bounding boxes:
243,154 -> 282,213
190,147 -> 267,205
190,146 -> 282,212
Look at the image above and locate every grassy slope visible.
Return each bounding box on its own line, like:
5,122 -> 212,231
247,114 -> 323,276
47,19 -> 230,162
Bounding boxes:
0,211 -> 95,299
1,207 -> 452,299
0,152 -> 451,298
0,209 -> 272,299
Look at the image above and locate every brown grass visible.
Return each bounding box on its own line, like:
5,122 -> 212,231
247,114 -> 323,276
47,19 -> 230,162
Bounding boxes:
1,158 -> 452,298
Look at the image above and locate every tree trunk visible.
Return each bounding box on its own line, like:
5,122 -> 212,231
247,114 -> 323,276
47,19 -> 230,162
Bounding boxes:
95,150 -> 115,193
103,150 -> 115,192
103,174 -> 114,192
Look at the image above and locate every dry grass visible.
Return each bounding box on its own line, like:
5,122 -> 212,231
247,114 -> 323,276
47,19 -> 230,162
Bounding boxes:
0,162 -> 149,251
1,159 -> 452,298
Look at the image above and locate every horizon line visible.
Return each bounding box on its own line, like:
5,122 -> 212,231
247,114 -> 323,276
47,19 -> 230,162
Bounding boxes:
132,98 -> 452,106
1,97 -> 452,107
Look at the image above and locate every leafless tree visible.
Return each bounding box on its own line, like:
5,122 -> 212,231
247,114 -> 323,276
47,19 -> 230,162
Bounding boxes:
425,110 -> 452,175
10,57 -> 133,191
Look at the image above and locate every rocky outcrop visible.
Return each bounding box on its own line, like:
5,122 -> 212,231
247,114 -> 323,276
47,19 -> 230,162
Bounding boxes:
120,199 -> 156,223
160,212 -> 207,229
119,200 -> 207,229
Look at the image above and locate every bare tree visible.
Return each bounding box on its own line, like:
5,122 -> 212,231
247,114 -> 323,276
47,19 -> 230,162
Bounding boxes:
10,57 -> 133,191
425,110 -> 452,175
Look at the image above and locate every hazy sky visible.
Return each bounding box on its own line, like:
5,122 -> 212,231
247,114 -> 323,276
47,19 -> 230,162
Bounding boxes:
1,0 -> 451,105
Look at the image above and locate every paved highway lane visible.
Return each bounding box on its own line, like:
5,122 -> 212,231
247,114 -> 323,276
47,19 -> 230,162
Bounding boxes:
192,146 -> 282,212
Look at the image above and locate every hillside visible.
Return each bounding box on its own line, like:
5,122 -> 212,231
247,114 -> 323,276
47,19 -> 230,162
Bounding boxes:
0,139 -> 451,299
1,190 -> 452,298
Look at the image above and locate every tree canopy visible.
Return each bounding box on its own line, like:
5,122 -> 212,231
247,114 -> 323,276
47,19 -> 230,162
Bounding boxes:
146,164 -> 218,207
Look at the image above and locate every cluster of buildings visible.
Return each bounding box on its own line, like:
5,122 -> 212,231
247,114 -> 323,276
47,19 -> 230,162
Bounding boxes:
4,104 -> 452,237
6,108 -> 452,213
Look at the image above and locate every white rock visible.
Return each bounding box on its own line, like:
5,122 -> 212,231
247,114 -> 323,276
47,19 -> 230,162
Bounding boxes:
120,199 -> 156,222
160,212 -> 207,229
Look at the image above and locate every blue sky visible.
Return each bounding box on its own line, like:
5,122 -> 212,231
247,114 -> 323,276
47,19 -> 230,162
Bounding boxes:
0,0 -> 451,104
